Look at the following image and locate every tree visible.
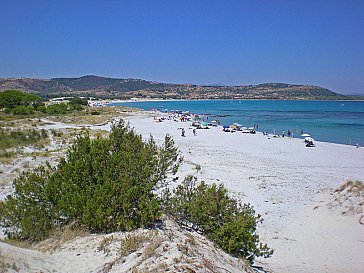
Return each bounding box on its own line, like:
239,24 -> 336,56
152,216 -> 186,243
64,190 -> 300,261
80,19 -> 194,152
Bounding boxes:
0,90 -> 41,109
0,120 -> 181,241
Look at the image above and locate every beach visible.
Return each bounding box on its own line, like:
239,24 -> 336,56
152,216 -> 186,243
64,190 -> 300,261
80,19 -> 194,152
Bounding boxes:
125,112 -> 364,273
0,111 -> 363,272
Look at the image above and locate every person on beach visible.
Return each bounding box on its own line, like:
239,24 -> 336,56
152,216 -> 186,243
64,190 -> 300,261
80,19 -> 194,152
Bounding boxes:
181,128 -> 185,137
288,130 -> 291,137
282,130 -> 285,138
193,128 -> 197,136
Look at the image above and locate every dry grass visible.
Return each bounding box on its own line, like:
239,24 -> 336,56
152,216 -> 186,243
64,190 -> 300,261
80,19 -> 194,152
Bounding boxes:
33,223 -> 89,253
185,232 -> 197,246
335,180 -> 364,194
119,233 -> 150,257
328,180 -> 364,216
98,235 -> 117,254
0,238 -> 32,250
46,106 -> 138,125
0,150 -> 17,163
142,235 -> 163,260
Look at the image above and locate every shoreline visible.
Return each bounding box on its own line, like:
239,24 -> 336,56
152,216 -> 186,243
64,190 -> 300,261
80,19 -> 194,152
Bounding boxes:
115,106 -> 363,148
107,98 -> 364,104
124,112 -> 364,273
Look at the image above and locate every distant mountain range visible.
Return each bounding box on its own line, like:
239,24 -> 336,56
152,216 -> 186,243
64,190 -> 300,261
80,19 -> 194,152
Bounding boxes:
0,75 -> 345,100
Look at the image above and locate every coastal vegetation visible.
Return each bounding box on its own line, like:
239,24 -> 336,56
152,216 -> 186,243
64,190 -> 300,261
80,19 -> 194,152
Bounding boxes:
0,120 -> 272,264
0,128 -> 48,150
163,175 -> 274,263
0,90 -> 88,120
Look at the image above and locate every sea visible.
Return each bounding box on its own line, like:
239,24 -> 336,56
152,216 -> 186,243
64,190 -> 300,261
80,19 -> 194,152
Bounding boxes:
110,100 -> 364,146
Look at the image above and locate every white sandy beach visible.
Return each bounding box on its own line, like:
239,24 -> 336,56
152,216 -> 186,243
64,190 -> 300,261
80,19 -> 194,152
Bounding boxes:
124,112 -> 364,273
0,112 -> 363,273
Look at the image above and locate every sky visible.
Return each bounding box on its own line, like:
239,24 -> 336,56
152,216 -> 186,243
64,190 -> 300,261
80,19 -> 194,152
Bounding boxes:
0,0 -> 363,94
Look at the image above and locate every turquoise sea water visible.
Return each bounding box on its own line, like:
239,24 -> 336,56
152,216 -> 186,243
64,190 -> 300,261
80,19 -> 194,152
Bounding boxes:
110,100 -> 364,146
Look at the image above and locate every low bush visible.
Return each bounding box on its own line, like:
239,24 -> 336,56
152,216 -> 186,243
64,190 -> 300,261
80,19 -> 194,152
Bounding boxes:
163,175 -> 273,264
12,105 -> 34,115
37,105 -> 47,113
0,128 -> 48,150
46,103 -> 68,114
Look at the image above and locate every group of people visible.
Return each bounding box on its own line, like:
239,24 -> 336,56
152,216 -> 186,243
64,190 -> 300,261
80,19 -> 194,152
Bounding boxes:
181,128 -> 197,137
280,129 -> 303,138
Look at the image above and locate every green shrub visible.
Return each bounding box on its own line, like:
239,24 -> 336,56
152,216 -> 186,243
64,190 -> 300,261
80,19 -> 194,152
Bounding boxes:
163,175 -> 273,264
46,103 -> 68,114
37,105 -> 47,113
12,105 -> 34,115
69,97 -> 88,106
0,121 -> 181,241
91,111 -> 100,115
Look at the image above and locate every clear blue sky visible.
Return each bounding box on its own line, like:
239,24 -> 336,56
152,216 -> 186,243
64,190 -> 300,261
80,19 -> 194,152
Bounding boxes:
0,0 -> 363,94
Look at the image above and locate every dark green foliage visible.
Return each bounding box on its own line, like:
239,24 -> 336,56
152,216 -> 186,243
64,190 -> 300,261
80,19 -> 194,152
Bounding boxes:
69,97 -> 88,106
12,105 -> 34,115
37,105 -> 47,113
0,121 -> 181,241
0,90 -> 41,109
45,103 -> 68,114
45,102 -> 84,114
163,175 -> 273,264
68,98 -> 86,111
0,166 -> 55,240
90,111 -> 100,115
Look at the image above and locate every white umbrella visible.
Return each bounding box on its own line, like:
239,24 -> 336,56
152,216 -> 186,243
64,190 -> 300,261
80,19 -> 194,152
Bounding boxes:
301,133 -> 311,137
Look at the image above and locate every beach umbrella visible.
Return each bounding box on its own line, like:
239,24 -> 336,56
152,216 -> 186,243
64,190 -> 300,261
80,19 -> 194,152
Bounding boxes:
201,122 -> 208,126
248,127 -> 254,130
301,133 -> 311,137
233,123 -> 243,127
305,137 -> 314,142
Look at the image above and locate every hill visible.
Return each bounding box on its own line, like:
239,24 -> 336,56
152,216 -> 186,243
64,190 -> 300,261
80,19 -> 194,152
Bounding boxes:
0,75 -> 343,100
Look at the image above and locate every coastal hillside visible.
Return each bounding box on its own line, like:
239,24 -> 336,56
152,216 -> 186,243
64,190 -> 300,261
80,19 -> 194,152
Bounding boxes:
0,75 -> 343,100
